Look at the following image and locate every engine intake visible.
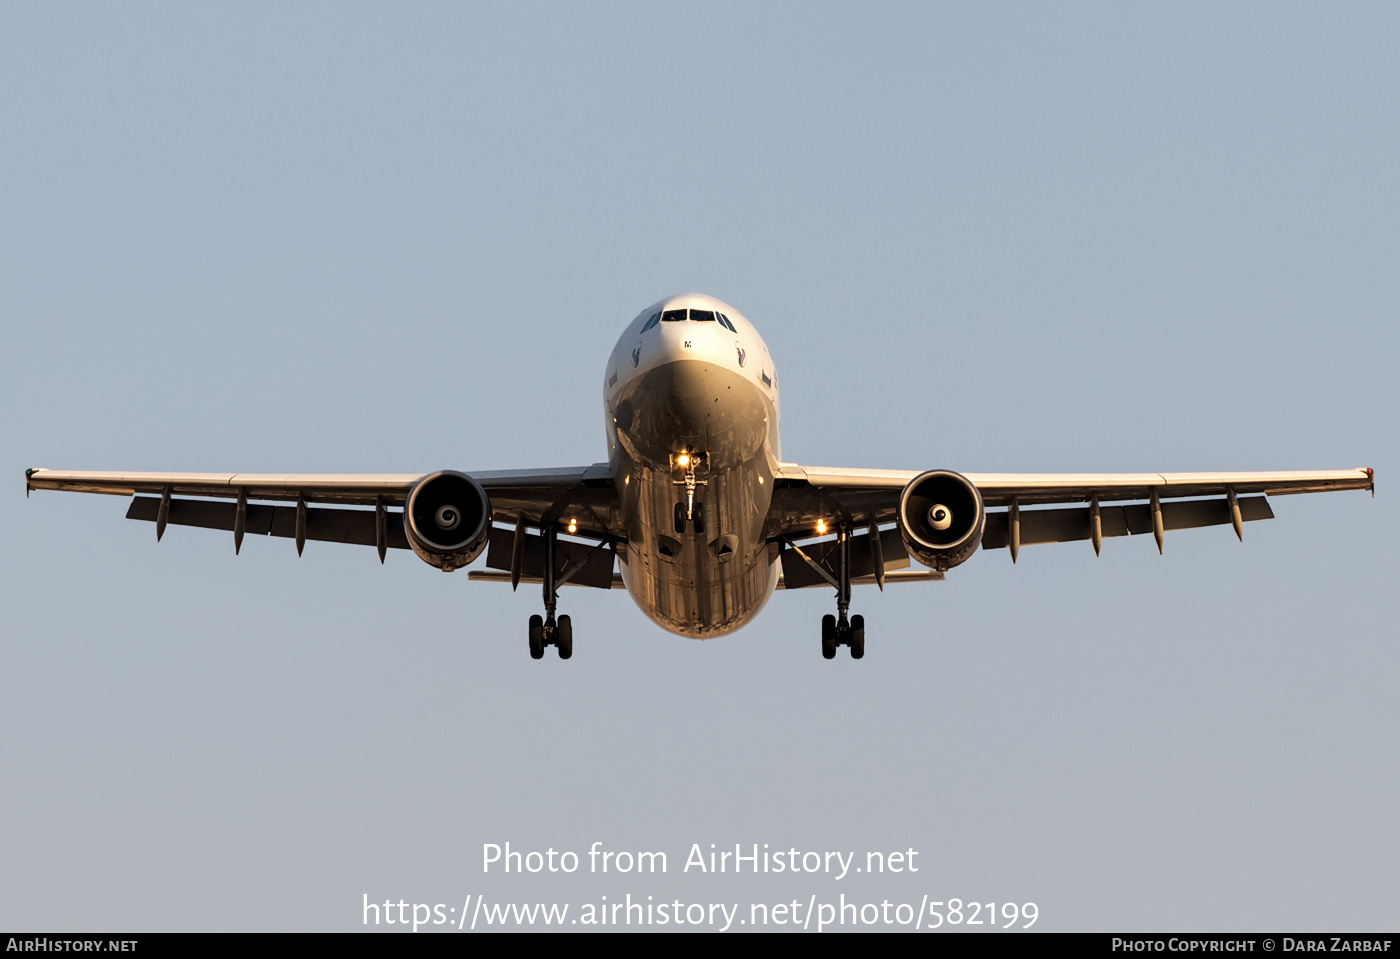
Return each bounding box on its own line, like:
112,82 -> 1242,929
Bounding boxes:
897,470 -> 985,571
403,470 -> 492,571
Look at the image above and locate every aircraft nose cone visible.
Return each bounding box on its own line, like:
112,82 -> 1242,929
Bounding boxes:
655,318 -> 728,360
616,361 -> 768,469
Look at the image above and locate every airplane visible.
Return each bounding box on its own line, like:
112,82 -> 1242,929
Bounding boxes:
25,293 -> 1375,660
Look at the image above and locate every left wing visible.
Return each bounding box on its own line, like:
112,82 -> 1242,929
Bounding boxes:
770,465 -> 1374,556
24,466 -> 622,555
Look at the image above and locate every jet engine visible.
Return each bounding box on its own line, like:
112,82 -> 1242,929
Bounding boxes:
403,470 -> 492,571
897,470 -> 986,571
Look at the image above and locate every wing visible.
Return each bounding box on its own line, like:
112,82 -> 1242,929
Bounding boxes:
770,464 -> 1374,555
24,465 -> 623,555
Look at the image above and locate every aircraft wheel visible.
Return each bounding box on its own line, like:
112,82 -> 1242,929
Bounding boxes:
693,502 -> 706,534
557,614 -> 573,659
821,614 -> 837,659
849,614 -> 865,659
673,502 -> 687,534
528,614 -> 544,660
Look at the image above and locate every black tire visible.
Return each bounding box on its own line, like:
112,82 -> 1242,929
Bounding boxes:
557,614 -> 573,659
693,502 -> 706,534
821,614 -> 837,659
674,502 -> 687,534
849,614 -> 865,659
528,614 -> 544,660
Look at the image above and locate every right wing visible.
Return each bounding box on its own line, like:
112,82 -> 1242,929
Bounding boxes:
769,464 -> 1374,562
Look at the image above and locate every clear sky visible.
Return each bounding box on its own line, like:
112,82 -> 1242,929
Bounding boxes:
2,2 -> 1396,932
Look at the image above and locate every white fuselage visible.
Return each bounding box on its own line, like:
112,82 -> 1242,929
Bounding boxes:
603,294 -> 782,638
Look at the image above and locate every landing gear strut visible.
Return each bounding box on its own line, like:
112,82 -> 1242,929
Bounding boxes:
673,450 -> 708,534
527,524 -> 574,659
818,523 -> 866,659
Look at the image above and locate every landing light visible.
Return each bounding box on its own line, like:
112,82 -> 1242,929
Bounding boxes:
567,518 -> 578,534
677,453 -> 691,468
816,519 -> 827,535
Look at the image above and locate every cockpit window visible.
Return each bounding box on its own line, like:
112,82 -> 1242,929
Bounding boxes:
641,311 -> 662,332
662,309 -> 687,322
689,309 -> 716,322
717,313 -> 737,332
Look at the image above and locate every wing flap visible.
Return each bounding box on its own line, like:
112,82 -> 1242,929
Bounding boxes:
981,495 -> 1274,550
777,568 -> 943,589
482,525 -> 616,589
126,495 -> 412,550
777,527 -> 909,590
968,470 -> 1370,506
468,570 -> 627,589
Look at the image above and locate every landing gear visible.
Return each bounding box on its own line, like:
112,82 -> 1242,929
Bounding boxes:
526,613 -> 572,660
557,614 -> 572,659
673,500 -> 706,534
673,450 -> 708,534
528,614 -> 545,659
816,523 -> 866,659
820,611 -> 866,659
526,524 -> 576,660
821,614 -> 837,659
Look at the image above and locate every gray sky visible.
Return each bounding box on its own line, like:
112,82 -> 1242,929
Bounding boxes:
2,2 -> 1396,932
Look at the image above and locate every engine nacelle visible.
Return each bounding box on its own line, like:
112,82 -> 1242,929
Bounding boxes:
403,470 -> 492,571
897,470 -> 986,571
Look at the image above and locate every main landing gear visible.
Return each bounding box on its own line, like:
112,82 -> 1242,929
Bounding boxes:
527,522 -> 573,660
821,613 -> 865,660
819,522 -> 866,660
529,613 -> 572,660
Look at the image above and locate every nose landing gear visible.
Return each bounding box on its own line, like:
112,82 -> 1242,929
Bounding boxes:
673,501 -> 706,534
672,450 -> 708,534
